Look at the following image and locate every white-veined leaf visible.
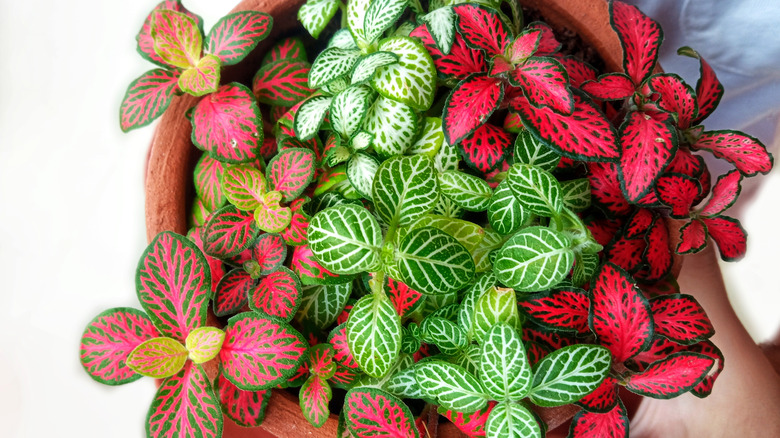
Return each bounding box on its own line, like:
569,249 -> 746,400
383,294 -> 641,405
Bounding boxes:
488,179 -> 530,236
420,316 -> 467,356
485,402 -> 542,438
363,96 -> 419,156
514,129 -> 560,172
572,252 -> 599,288
328,29 -> 358,50
433,195 -> 464,219
347,152 -> 380,200
297,282 -> 352,329
415,360 -> 488,412
397,226 -> 475,295
528,344 -> 611,407
308,204 -> 382,274
298,0 -> 339,39
347,294 -> 402,378
364,0 -> 408,44
439,170 -> 493,212
294,96 -> 332,140
458,272 -> 497,336
346,0 -> 371,48
421,6 -> 457,55
434,137 -> 459,173
351,51 -> 400,84
385,364 -> 429,400
309,47 -> 362,88
494,226 -> 574,292
506,164 -> 563,218
471,287 -> 521,343
399,214 -> 485,252
330,85 -> 376,138
350,131 -> 373,151
372,155 -> 438,227
560,179 -> 591,212
372,37 -> 437,111
480,323 -> 532,401
408,117 -> 444,157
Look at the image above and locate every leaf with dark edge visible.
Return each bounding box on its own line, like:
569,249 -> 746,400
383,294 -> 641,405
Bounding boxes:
603,232 -> 646,274
647,73 -> 698,129
510,57 -> 573,114
690,341 -> 724,398
136,232 -> 210,342
190,83 -> 262,164
529,344 -> 612,407
590,263 -> 654,363
666,148 -> 705,176
643,217 -> 673,281
627,336 -> 687,372
371,36 -> 437,111
249,267 -> 301,322
442,74 -> 504,147
700,169 -> 742,217
292,244 -> 347,285
219,312 -> 307,390
585,217 -> 623,248
300,375 -> 332,427
650,294 -> 714,345
330,364 -> 363,389
581,73 -> 634,101
363,0 -> 408,44
213,269 -> 252,317
266,148 -> 316,203
523,323 -> 575,354
453,3 -> 509,57
263,37 -> 307,66
136,0 -> 203,68
298,0 -> 339,39
626,352 -> 715,399
568,398 -> 629,438
206,11 -> 271,65
253,60 -> 314,107
344,387 -> 419,438
460,123 -> 512,173
178,54 -> 221,96
281,198 -> 311,247
527,22 -> 560,55
397,227 -> 476,296
624,209 -> 653,239
610,1 -> 663,85
439,402 -> 495,438
557,56 -> 597,89
193,155 -> 226,212
420,6 -> 457,56
618,111 -> 678,201
511,90 -> 619,162
216,374 -> 271,427
203,205 -> 260,259
691,130 -> 773,176
347,294 -> 402,378
655,173 -> 700,218
150,10 -> 202,69
676,219 -> 707,254
386,277 -> 423,319
120,69 -> 180,132
678,46 -> 724,125
329,323 -> 359,370
309,47 -> 361,88
309,343 -> 337,379
519,288 -> 590,334
576,376 -> 618,413
587,163 -> 631,216
700,216 -> 747,261
222,164 -> 266,211
250,233 -> 287,275
410,25 -> 486,81
79,307 -> 159,385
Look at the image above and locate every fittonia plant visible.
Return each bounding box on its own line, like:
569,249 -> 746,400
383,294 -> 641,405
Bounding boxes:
84,0 -> 775,437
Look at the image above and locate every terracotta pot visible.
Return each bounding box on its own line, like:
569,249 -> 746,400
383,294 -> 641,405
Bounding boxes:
144,0 -> 624,436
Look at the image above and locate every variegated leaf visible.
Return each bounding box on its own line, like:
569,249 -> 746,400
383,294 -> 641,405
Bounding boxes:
488,180 -> 529,236
185,327 -> 225,364
347,152 -> 380,200
120,69 -> 180,132
442,74 -> 503,146
561,179 -> 591,212
127,336 -> 187,379
438,170 -> 493,212
453,3 -> 508,57
254,191 -> 292,233
292,244 -> 348,285
298,282 -> 352,329
253,59 -> 314,106
420,316 -> 467,356
352,51 -> 400,84
193,155 -> 226,212
249,267 -> 302,321
618,111 -> 677,202
300,375 -> 333,427
363,96 -> 419,156
415,360 -> 488,412
372,37 -> 437,111
505,164 -> 563,218
331,85 -> 376,138
457,272 -> 497,336
480,323 -> 532,401
213,269 -> 252,317
267,148 -> 316,202
206,11 -> 270,65
310,47 -> 362,88
150,10 -> 202,69
401,214 -> 485,253
347,0 -> 371,47
344,387 -> 419,438
216,374 -> 271,427
178,54 -> 221,96
611,1 -> 663,85
262,37 -> 307,65
308,204 -> 382,274
347,294 -> 402,378
222,164 -> 266,211
372,155 -> 438,227
409,117 -> 444,157
471,287 -> 521,344
690,130 -> 773,176
626,352 -> 715,399
485,402 -> 542,438
294,96 -> 332,141
509,57 -> 573,114
421,6 -> 456,55
494,227 -> 574,292
518,288 -> 590,334
513,129 -> 560,173
397,226 -> 475,295
363,0 -> 407,43
528,344 -> 611,406
299,0 -> 339,39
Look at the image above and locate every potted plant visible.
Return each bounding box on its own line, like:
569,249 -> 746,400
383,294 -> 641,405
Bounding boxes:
80,0 -> 773,437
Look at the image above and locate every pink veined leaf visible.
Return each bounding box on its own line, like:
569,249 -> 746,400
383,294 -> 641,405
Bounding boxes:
253,59 -> 314,106
344,387 -> 420,438
251,233 -> 287,275
194,154 -> 227,212
385,277 -> 423,319
287,360 -> 310,388
678,46 -> 724,125
691,130 -> 773,176
216,374 -> 271,427
522,323 -> 575,351
453,4 -> 509,57
120,69 -> 180,132
591,263 -> 654,363
309,343 -> 336,378
263,37 -> 307,65
639,274 -> 681,298
676,220 -> 707,254
485,160 -> 511,188
442,74 -> 504,146
330,364 -> 362,388
280,134 -> 325,168
699,170 -> 742,217
440,401 -> 495,437
604,233 -> 646,274
300,375 -> 333,428
618,111 -> 678,202
260,136 -> 278,160
581,73 -> 635,101
190,83 -> 262,164
569,399 -> 629,438
178,54 -> 221,96
267,148 -> 316,202
510,57 -> 574,114
137,0 -> 203,67
147,362 -> 222,438
219,312 -> 307,390
610,1 -> 663,85
213,269 -> 253,317
650,294 -> 714,345
643,217 -> 673,281
511,90 -> 619,161
700,215 -> 747,261
186,228 -> 225,295
459,122 -> 512,173
625,209 -> 654,239
587,163 -> 631,216
577,376 -> 618,413
666,148 -> 705,177
556,56 -> 597,89
137,232 -> 210,342
585,217 -> 623,247
255,192 -> 292,233
280,198 -> 310,246
625,352 -> 715,399
689,341 -> 724,397
80,308 -> 159,385
503,112 -> 524,133
291,244 -> 345,285
527,22 -> 561,55
411,25 -> 486,81
518,288 -> 590,334
647,73 -> 698,130
222,164 -> 267,211
506,29 -> 542,63
249,267 -> 302,322
150,10 -> 203,69
329,323 -> 359,370
656,173 -> 702,218
190,199 -> 211,227
206,11 -> 271,66
627,336 -> 687,372
203,205 -> 260,258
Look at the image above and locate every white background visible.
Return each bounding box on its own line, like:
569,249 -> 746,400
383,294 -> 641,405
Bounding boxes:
0,1 -> 777,437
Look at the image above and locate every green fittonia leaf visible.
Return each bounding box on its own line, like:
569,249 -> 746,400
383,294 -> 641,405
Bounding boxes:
420,316 -> 467,356
472,228 -> 504,273
347,152 -> 380,200
385,365 -> 428,400
471,287 -> 521,343
401,214 -> 485,253
346,0 -> 371,47
397,226 -> 475,295
126,337 -> 188,379
347,294 -> 402,378
560,178 -> 591,212
494,226 -> 574,292
458,272 -> 497,336
528,344 -> 611,407
298,0 -> 339,39
309,204 -> 382,275
485,402 -> 542,438
222,164 -> 266,211
506,164 -> 563,218
330,85 -> 376,138
408,117 -> 445,157
415,360 -> 488,412
363,0 -> 408,44
294,95 -> 332,141
363,96 -> 419,157
439,170 -> 493,212
371,36 -> 437,111
514,129 -> 561,173
309,47 -> 362,88
185,327 -> 225,364
420,6 -> 457,55
480,323 -> 532,401
298,282 -> 353,329
488,180 -> 530,236
372,155 -> 438,227
351,51 -> 400,85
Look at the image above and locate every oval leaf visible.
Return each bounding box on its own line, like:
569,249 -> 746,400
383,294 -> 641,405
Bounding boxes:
347,294 -> 402,378
415,360 -> 488,413
480,323 -> 533,401
372,36 -> 436,111
397,227 -> 475,295
494,227 -> 574,292
206,11 -> 272,66
186,327 -> 225,364
120,69 -> 180,132
127,336 -> 188,379
249,267 -> 302,321
372,155 -> 438,227
309,204 -> 382,274
528,344 -> 611,406
344,387 -> 419,438
267,148 -> 316,202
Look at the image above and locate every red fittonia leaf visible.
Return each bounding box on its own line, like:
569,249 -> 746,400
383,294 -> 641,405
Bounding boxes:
587,163 -> 631,216
440,402 -> 495,437
300,375 -> 332,427
650,294 -> 714,345
505,29 -> 542,63
80,307 -> 159,385
216,374 -> 271,427
577,376 -> 618,413
206,11 -> 271,66
624,209 -> 653,239
510,57 -> 573,114
557,56 -> 597,89
187,228 -> 225,295
280,198 -> 310,246
263,37 -> 307,65
213,269 -> 253,317
690,341 -> 724,397
700,216 -> 747,261
503,112 -> 524,133
524,341 -> 550,366
643,217 -> 672,281
519,288 -> 590,334
330,364 -> 362,388
203,205 -> 260,258
610,1 -> 662,85
699,169 -> 742,217
385,277 -> 423,319
329,323 -> 359,370
590,263 -> 654,363
453,4 -> 509,57
569,399 -> 629,438
190,83 -> 262,164
267,148 -> 316,202
291,244 -> 344,285
344,387 -> 419,438
147,362 -> 223,438
459,122 -> 512,173
522,323 -> 575,351
647,73 -> 698,129
618,111 -> 677,201
625,352 -> 715,399
585,217 -> 623,247
249,267 -> 302,322
219,312 -> 307,390
137,232 -> 210,342
411,25 -> 486,81
309,344 -> 336,378
604,233 -> 646,274
120,69 -> 180,132
527,22 -> 561,55
193,154 -> 227,212
137,1 -> 203,67
655,173 -> 700,218
678,46 -> 724,125
511,91 -> 619,161
693,164 -> 712,206
442,74 -> 504,146
251,233 -> 287,275
581,73 -> 634,101
691,130 -> 773,176
627,336 -> 686,372
666,149 -> 704,177
253,60 -> 314,106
